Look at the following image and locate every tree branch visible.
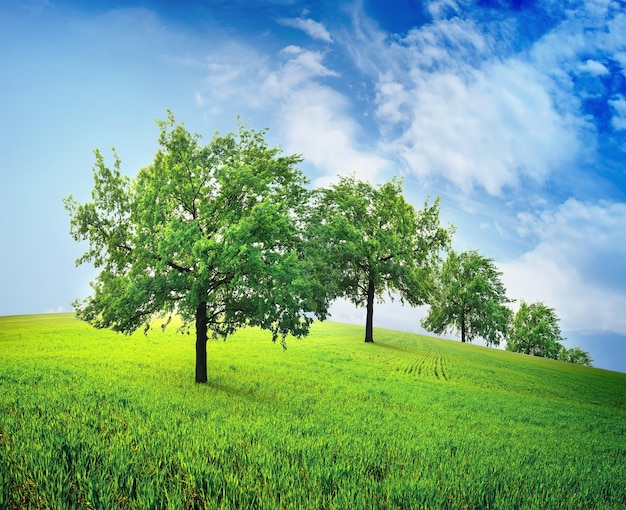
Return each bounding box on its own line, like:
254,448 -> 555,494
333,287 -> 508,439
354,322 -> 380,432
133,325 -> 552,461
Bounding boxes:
167,261 -> 192,274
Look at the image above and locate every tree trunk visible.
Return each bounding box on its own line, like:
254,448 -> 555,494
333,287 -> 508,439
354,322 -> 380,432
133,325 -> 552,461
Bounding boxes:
461,317 -> 466,343
365,278 -> 375,343
195,303 -> 208,383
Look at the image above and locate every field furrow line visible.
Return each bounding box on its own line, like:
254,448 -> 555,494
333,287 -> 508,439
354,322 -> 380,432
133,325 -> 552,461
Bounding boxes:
434,353 -> 445,381
402,352 -> 449,381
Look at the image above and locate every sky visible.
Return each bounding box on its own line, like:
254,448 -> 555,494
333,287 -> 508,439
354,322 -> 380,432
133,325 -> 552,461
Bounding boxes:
1,0 -> 625,373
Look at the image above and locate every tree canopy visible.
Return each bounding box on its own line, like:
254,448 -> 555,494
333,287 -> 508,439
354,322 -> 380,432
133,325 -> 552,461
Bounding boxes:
505,301 -> 563,359
309,175 -> 452,342
558,346 -> 593,366
421,249 -> 512,346
64,112 -> 326,383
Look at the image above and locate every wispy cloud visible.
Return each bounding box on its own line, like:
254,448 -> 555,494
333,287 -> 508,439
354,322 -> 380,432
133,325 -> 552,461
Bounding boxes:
193,39 -> 387,182
376,57 -> 580,195
262,45 -> 339,96
260,46 -> 387,183
277,16 -> 333,43
190,42 -> 271,113
425,0 -> 469,20
279,85 -> 390,185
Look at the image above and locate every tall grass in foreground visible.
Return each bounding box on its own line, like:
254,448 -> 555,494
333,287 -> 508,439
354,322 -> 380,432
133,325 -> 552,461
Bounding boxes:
1,313 -> 625,509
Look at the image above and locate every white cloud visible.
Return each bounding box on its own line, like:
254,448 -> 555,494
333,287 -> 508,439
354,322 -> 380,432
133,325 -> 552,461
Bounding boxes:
499,199 -> 626,334
254,45 -> 388,182
193,91 -> 206,106
376,55 -> 580,195
19,0 -> 53,14
261,45 -> 339,98
280,87 -> 389,185
195,42 -> 271,112
614,52 -> 626,75
281,107 -> 387,184
375,74 -> 411,124
609,95 -> 626,130
531,3 -> 626,86
425,0 -> 466,20
277,16 -> 333,43
578,59 -> 610,75
193,41 -> 388,183
400,17 -> 491,71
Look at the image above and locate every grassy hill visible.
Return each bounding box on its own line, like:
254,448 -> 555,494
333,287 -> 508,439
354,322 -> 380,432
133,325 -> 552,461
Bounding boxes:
1,313 -> 624,509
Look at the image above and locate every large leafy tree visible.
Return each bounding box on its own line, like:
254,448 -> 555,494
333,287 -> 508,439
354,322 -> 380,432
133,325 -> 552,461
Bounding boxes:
64,112 -> 326,383
506,301 -> 565,359
421,249 -> 512,345
310,175 -> 452,343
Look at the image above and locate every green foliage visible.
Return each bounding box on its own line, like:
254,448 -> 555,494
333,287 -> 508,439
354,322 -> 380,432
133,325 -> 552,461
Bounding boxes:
310,175 -> 452,342
1,314 -> 625,509
558,346 -> 593,366
422,249 -> 512,346
64,112 -> 325,381
506,301 -> 565,360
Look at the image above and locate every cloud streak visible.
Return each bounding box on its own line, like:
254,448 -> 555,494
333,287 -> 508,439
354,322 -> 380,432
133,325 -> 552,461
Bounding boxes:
277,16 -> 333,43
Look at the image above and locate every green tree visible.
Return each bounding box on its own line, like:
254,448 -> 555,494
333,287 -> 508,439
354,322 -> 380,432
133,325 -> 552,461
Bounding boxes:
421,249 -> 512,345
310,175 -> 452,343
64,112 -> 326,383
506,301 -> 564,359
558,346 -> 593,366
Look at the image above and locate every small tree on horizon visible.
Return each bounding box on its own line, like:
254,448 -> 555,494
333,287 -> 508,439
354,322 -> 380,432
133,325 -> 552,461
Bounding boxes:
506,300 -> 592,366
309,175 -> 453,343
558,345 -> 593,366
64,112 -> 328,383
421,249 -> 512,346
506,301 -> 564,359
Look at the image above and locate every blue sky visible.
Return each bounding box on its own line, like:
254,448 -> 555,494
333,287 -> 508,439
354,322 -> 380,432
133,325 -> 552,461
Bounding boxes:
1,0 -> 625,373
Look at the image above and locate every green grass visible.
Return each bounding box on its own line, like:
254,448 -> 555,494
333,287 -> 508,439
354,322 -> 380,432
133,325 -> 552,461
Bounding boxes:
1,313 -> 625,509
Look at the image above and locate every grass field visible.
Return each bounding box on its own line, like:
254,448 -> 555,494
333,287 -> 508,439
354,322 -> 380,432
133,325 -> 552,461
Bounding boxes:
1,313 -> 625,509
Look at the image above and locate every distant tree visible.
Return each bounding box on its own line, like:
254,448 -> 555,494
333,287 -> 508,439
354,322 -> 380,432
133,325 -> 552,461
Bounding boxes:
309,175 -> 452,343
558,346 -> 593,367
64,112 -> 327,383
421,249 -> 512,345
506,301 -> 564,359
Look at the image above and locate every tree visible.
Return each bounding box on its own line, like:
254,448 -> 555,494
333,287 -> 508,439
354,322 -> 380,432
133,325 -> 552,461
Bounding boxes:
506,301 -> 564,359
421,249 -> 512,345
558,346 -> 593,366
64,112 -> 327,383
309,175 -> 452,343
